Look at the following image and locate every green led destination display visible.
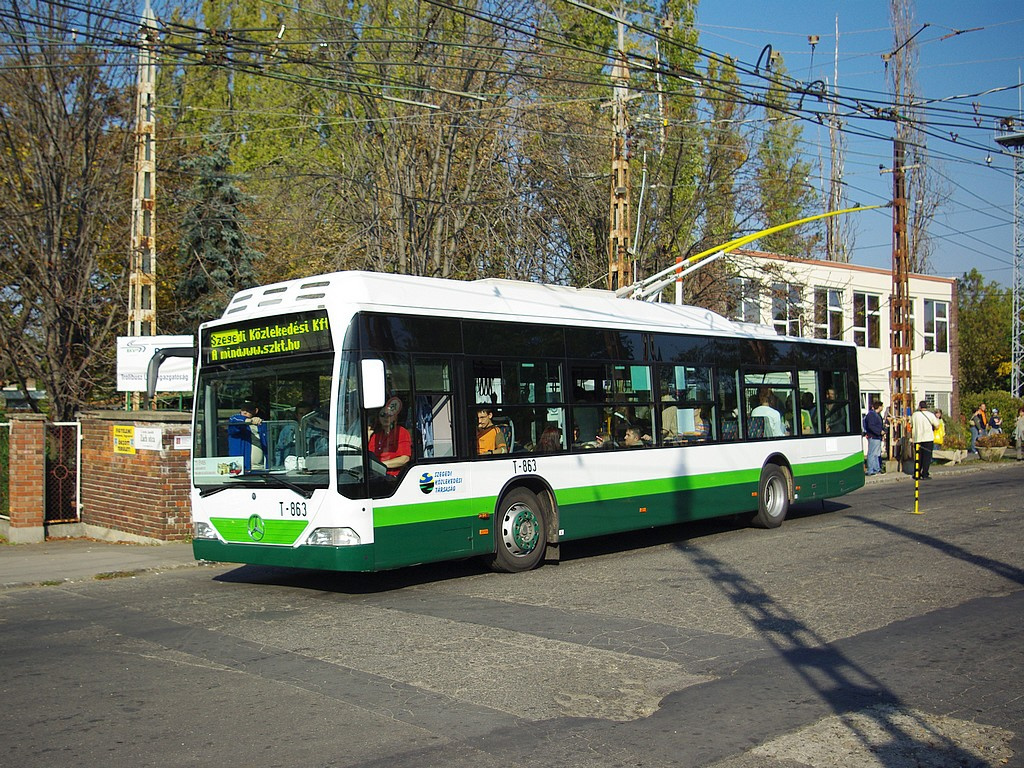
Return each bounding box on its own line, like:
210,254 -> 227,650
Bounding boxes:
202,311 -> 332,364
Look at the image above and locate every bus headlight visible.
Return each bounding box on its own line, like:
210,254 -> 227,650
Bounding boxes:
306,527 -> 361,546
193,521 -> 217,540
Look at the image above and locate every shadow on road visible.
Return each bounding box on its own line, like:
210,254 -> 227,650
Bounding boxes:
680,542 -> 985,766
849,514 -> 1024,586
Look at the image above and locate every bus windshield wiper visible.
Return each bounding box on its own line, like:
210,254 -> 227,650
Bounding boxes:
230,470 -> 315,499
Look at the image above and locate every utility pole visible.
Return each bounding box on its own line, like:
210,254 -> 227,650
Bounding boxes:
995,119 -> 1024,397
607,14 -> 632,291
128,1 -> 158,410
888,137 -> 913,455
825,15 -> 848,262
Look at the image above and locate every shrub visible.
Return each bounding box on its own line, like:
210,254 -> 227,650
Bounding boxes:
961,391 -> 1024,429
975,432 -> 1010,448
940,417 -> 968,450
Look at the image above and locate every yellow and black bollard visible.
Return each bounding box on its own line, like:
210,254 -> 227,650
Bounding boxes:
913,442 -> 922,514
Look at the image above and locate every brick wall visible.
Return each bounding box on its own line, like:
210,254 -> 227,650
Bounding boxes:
5,414 -> 46,543
79,411 -> 193,541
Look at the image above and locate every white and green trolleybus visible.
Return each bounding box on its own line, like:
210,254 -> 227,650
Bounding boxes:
190,271 -> 864,573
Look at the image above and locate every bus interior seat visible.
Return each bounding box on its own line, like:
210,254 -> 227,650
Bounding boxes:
722,419 -> 739,441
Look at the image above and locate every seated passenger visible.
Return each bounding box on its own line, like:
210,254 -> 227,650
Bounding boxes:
369,397 -> 412,476
477,408 -> 508,455
537,426 -> 562,453
751,387 -> 786,438
623,426 -> 650,448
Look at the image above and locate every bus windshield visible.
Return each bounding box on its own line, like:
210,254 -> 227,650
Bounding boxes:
192,355 -> 334,493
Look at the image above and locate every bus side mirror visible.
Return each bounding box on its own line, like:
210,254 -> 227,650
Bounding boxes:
361,359 -> 386,410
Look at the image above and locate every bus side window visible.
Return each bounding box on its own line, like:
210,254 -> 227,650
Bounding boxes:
413,358 -> 454,458
717,368 -> 741,442
797,370 -> 819,435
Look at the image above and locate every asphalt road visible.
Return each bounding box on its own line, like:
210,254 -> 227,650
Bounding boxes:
1,463 -> 1022,767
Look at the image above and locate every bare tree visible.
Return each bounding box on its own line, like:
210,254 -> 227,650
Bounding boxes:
0,2 -> 134,419
889,0 -> 942,273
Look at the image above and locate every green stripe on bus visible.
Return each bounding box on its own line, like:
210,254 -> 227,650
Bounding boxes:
373,452 -> 863,529
211,517 -> 310,545
374,496 -> 498,528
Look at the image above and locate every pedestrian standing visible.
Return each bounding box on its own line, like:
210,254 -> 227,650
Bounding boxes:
969,403 -> 988,454
910,401 -> 940,480
933,409 -> 946,448
990,408 -> 1003,433
1015,407 -> 1024,461
863,401 -> 885,476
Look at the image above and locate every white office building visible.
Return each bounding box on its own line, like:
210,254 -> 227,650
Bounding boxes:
724,250 -> 957,418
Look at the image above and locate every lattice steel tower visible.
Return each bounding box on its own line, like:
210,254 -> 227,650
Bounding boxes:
129,2 -> 157,338
995,121 -> 1024,398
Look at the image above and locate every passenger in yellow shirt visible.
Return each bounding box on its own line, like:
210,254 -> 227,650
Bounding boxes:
477,409 -> 508,455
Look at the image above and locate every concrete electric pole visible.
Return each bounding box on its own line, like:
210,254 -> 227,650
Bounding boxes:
607,16 -> 632,291
129,1 -> 158,341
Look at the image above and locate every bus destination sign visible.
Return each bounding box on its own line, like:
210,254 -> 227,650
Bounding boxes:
202,311 -> 332,364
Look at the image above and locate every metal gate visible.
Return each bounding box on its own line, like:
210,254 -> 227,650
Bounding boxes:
0,422 -> 9,520
45,422 -> 80,524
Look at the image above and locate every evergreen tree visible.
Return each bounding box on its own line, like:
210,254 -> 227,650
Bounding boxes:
173,135 -> 261,326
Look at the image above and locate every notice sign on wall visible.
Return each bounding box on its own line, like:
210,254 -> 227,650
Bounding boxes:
113,425 -> 136,454
135,427 -> 163,451
117,335 -> 195,392
113,425 -> 163,454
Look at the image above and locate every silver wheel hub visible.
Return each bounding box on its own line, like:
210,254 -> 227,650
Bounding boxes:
501,502 -> 540,557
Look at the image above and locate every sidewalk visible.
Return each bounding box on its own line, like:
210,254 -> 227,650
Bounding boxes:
0,537 -> 200,589
862,451 -> 1006,485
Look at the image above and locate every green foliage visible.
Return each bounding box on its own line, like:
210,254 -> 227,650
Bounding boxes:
960,390 -> 1023,429
957,269 -> 1011,393
939,418 -> 967,450
172,134 -> 262,326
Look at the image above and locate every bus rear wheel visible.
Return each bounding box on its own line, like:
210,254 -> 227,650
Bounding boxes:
487,488 -> 547,573
752,463 -> 790,529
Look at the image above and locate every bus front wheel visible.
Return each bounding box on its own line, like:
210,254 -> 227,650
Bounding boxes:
488,488 -> 547,573
752,463 -> 790,529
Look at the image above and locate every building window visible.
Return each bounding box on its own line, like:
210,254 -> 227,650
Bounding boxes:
925,391 -> 951,414
923,299 -> 948,352
853,292 -> 881,348
772,283 -> 802,337
728,278 -> 761,324
814,288 -> 843,340
861,391 -> 883,417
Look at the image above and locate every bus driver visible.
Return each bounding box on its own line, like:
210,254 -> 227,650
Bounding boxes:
369,397 -> 412,476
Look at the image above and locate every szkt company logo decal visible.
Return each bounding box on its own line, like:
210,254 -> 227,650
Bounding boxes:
419,473 -> 435,494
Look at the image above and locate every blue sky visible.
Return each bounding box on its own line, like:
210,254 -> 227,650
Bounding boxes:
691,0 -> 1022,286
